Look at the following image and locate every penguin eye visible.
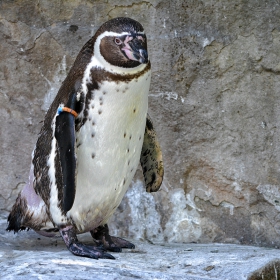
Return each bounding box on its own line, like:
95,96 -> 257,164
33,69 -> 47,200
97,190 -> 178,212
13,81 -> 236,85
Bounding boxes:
114,38 -> 122,45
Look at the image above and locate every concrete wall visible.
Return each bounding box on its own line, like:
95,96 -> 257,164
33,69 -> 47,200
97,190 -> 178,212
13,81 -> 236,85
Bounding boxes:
1,0 -> 280,247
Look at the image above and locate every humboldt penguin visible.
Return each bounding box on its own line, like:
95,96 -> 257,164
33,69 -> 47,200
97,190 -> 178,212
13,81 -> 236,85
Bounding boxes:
7,17 -> 164,259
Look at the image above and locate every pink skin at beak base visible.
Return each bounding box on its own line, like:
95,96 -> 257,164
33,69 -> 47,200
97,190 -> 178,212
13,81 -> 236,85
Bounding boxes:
122,47 -> 137,61
121,35 -> 136,61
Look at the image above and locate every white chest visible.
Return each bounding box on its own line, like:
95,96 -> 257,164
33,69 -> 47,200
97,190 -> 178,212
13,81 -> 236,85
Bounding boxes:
68,70 -> 151,232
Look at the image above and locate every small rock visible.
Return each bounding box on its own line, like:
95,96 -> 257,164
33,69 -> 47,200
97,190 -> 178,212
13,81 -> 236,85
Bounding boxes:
210,249 -> 219,253
204,265 -> 215,271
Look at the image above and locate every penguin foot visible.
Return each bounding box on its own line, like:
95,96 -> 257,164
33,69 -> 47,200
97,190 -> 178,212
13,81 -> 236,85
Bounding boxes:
90,224 -> 135,252
60,226 -> 115,259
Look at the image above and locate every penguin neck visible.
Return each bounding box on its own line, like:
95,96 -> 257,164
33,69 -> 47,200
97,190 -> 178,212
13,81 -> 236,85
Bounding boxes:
88,55 -> 147,75
81,59 -> 151,96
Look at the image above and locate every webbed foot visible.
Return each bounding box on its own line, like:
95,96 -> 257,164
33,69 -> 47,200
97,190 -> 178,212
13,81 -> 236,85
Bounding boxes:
90,224 -> 135,252
60,226 -> 115,259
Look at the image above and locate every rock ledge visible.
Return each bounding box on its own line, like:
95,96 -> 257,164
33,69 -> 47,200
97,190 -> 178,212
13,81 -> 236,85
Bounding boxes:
0,216 -> 279,280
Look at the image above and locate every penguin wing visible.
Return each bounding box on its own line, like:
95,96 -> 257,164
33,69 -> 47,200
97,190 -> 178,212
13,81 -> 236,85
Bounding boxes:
140,114 -> 164,192
55,87 -> 82,212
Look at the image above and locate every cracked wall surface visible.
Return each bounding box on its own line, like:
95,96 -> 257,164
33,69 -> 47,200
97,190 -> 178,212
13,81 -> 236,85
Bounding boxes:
1,0 -> 280,247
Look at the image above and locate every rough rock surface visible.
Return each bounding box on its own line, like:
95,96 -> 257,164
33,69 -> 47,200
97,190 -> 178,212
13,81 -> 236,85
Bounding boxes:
1,216 -> 280,280
1,0 -> 280,248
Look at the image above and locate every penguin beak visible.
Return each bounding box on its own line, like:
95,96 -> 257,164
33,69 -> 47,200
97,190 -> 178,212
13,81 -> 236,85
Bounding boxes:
121,36 -> 148,64
135,48 -> 148,64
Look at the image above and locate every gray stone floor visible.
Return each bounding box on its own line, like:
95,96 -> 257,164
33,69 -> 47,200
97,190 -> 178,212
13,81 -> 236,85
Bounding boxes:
0,214 -> 280,280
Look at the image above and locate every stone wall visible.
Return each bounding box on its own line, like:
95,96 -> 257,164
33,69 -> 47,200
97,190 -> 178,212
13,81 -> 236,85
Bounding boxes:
1,0 -> 280,247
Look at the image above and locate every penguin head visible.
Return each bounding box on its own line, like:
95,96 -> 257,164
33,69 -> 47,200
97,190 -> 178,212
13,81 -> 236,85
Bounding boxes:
93,17 -> 149,72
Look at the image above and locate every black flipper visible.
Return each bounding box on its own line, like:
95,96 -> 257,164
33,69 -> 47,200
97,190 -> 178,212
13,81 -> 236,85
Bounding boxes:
55,93 -> 76,212
55,85 -> 83,213
140,114 -> 164,192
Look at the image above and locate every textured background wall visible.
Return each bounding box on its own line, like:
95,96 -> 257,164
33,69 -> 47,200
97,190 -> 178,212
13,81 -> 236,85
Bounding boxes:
1,0 -> 280,247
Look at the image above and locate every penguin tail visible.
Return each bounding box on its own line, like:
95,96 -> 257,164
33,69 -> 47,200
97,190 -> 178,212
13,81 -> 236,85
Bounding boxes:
6,194 -> 28,232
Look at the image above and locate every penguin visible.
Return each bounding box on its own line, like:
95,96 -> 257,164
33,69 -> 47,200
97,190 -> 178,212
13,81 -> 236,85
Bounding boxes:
6,17 -> 164,259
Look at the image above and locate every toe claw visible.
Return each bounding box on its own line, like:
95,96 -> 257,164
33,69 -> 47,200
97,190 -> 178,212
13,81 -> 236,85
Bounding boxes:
103,252 -> 116,259
111,236 -> 135,249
